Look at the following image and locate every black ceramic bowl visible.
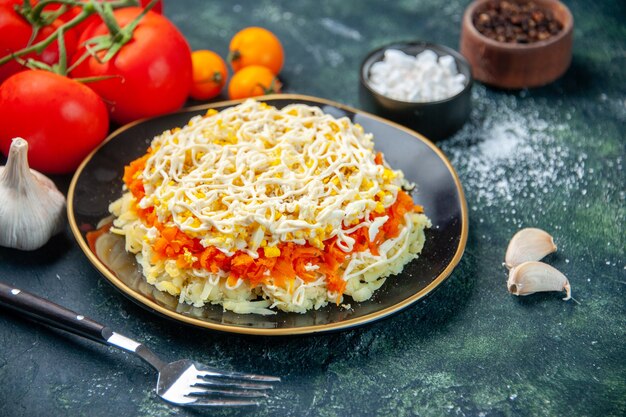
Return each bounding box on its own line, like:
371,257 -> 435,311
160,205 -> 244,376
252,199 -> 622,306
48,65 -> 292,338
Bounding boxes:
359,41 -> 473,141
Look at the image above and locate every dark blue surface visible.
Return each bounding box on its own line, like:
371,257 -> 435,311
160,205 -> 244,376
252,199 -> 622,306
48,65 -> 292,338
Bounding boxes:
0,1 -> 624,416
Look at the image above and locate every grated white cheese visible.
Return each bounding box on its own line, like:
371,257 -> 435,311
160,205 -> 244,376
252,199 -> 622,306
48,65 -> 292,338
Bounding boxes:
138,100 -> 410,257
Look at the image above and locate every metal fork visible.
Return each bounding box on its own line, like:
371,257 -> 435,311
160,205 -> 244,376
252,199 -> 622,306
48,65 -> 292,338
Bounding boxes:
0,282 -> 280,407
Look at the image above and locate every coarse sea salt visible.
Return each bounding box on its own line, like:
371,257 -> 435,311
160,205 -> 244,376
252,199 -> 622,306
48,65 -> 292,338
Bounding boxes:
368,49 -> 466,102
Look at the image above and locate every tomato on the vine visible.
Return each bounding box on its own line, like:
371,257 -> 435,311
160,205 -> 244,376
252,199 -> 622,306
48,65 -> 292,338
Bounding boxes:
46,0 -> 163,40
0,0 -> 27,9
140,0 -> 162,14
190,50 -> 228,100
0,70 -> 109,174
31,19 -> 78,67
43,3 -> 89,37
228,65 -> 281,100
229,27 -> 284,75
0,4 -> 77,83
0,5 -> 31,82
70,7 -> 192,124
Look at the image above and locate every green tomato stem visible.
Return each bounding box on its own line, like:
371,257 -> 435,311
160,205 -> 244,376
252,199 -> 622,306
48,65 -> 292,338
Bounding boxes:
30,0 -> 82,22
40,5 -> 70,25
87,0 -> 157,63
32,0 -> 81,14
65,48 -> 90,73
0,0 -> 137,67
0,8 -> 90,66
228,50 -> 241,64
92,1 -> 123,37
56,28 -> 67,74
72,74 -> 121,83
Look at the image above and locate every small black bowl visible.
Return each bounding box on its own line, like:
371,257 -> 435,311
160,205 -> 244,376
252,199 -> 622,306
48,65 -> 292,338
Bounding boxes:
359,41 -> 473,141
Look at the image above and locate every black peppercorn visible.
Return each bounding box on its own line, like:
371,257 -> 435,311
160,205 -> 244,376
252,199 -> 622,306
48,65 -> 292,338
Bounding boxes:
472,0 -> 564,43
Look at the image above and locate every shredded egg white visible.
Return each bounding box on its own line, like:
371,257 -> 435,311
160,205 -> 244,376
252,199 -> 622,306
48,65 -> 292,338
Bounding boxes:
109,100 -> 431,314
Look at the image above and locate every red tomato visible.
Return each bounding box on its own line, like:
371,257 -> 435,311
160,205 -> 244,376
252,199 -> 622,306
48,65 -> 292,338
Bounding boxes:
0,0 -> 27,8
0,6 -> 77,83
29,19 -> 78,68
0,70 -> 109,174
141,0 -> 162,14
0,5 -> 30,82
71,7 -> 191,124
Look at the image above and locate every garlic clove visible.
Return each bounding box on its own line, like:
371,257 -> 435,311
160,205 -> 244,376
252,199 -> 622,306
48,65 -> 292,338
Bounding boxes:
507,261 -> 571,301
505,227 -> 557,269
0,137 -> 66,251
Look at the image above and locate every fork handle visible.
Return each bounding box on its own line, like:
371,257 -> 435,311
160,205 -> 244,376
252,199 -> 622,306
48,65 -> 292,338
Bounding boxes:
0,282 -> 166,371
0,282 -> 111,344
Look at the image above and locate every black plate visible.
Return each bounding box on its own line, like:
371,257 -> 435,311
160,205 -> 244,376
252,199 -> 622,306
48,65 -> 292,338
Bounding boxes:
68,94 -> 468,335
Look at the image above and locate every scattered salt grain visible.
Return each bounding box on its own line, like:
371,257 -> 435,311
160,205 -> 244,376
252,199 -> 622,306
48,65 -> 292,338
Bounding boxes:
368,49 -> 466,102
439,86 -> 594,228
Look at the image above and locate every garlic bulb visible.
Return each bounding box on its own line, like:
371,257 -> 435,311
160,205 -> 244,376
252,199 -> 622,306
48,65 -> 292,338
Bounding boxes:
0,138 -> 66,250
507,261 -> 571,301
505,227 -> 557,269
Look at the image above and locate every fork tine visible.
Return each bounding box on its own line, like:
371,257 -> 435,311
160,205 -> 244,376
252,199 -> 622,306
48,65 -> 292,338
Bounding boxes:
196,375 -> 275,390
189,386 -> 269,398
196,367 -> 281,382
186,397 -> 261,407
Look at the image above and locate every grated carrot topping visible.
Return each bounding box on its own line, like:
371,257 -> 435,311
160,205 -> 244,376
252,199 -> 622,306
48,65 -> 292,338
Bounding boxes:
122,154 -> 423,297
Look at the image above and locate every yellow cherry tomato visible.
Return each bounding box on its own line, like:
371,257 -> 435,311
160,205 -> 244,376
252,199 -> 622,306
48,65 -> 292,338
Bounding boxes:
228,65 -> 282,100
228,27 -> 284,74
190,50 -> 228,100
